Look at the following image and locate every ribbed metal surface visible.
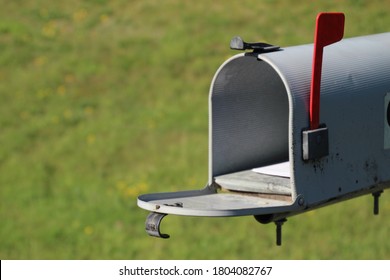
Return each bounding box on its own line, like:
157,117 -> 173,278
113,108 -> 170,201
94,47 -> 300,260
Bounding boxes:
258,32 -> 390,204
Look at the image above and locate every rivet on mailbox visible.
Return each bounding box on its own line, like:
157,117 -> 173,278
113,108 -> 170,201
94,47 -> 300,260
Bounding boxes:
137,12 -> 390,245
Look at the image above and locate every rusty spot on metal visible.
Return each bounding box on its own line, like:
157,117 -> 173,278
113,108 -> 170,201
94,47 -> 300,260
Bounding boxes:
364,158 -> 379,183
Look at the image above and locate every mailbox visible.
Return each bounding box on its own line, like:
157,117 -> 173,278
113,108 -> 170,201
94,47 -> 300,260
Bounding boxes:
137,13 -> 390,245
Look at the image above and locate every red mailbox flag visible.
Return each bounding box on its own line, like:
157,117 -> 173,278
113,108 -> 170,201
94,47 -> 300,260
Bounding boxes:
310,12 -> 345,130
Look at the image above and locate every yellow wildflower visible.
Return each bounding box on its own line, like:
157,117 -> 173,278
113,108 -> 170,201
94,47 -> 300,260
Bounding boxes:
41,21 -> 57,37
86,134 -> 96,144
83,226 -> 93,235
73,9 -> 87,23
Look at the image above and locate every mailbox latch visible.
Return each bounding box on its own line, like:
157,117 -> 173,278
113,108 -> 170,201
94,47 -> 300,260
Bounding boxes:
145,212 -> 170,239
230,36 -> 280,53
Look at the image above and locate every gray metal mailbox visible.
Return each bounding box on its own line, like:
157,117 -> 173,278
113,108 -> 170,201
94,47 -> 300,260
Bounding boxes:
138,13 -> 390,244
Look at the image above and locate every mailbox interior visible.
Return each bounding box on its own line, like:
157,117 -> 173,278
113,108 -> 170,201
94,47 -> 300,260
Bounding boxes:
210,53 -> 292,199
137,53 -> 300,217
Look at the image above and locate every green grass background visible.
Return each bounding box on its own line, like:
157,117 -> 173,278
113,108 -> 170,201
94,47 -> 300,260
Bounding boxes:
1,0 -> 389,259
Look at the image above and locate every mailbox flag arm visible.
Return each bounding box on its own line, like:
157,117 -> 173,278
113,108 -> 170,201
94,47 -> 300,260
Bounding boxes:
309,12 -> 345,130
302,12 -> 344,160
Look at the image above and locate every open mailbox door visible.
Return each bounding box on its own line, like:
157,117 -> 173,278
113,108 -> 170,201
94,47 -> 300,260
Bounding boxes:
137,13 -> 390,245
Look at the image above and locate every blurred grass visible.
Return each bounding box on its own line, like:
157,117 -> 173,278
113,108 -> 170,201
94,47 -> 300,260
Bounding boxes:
0,0 -> 389,259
